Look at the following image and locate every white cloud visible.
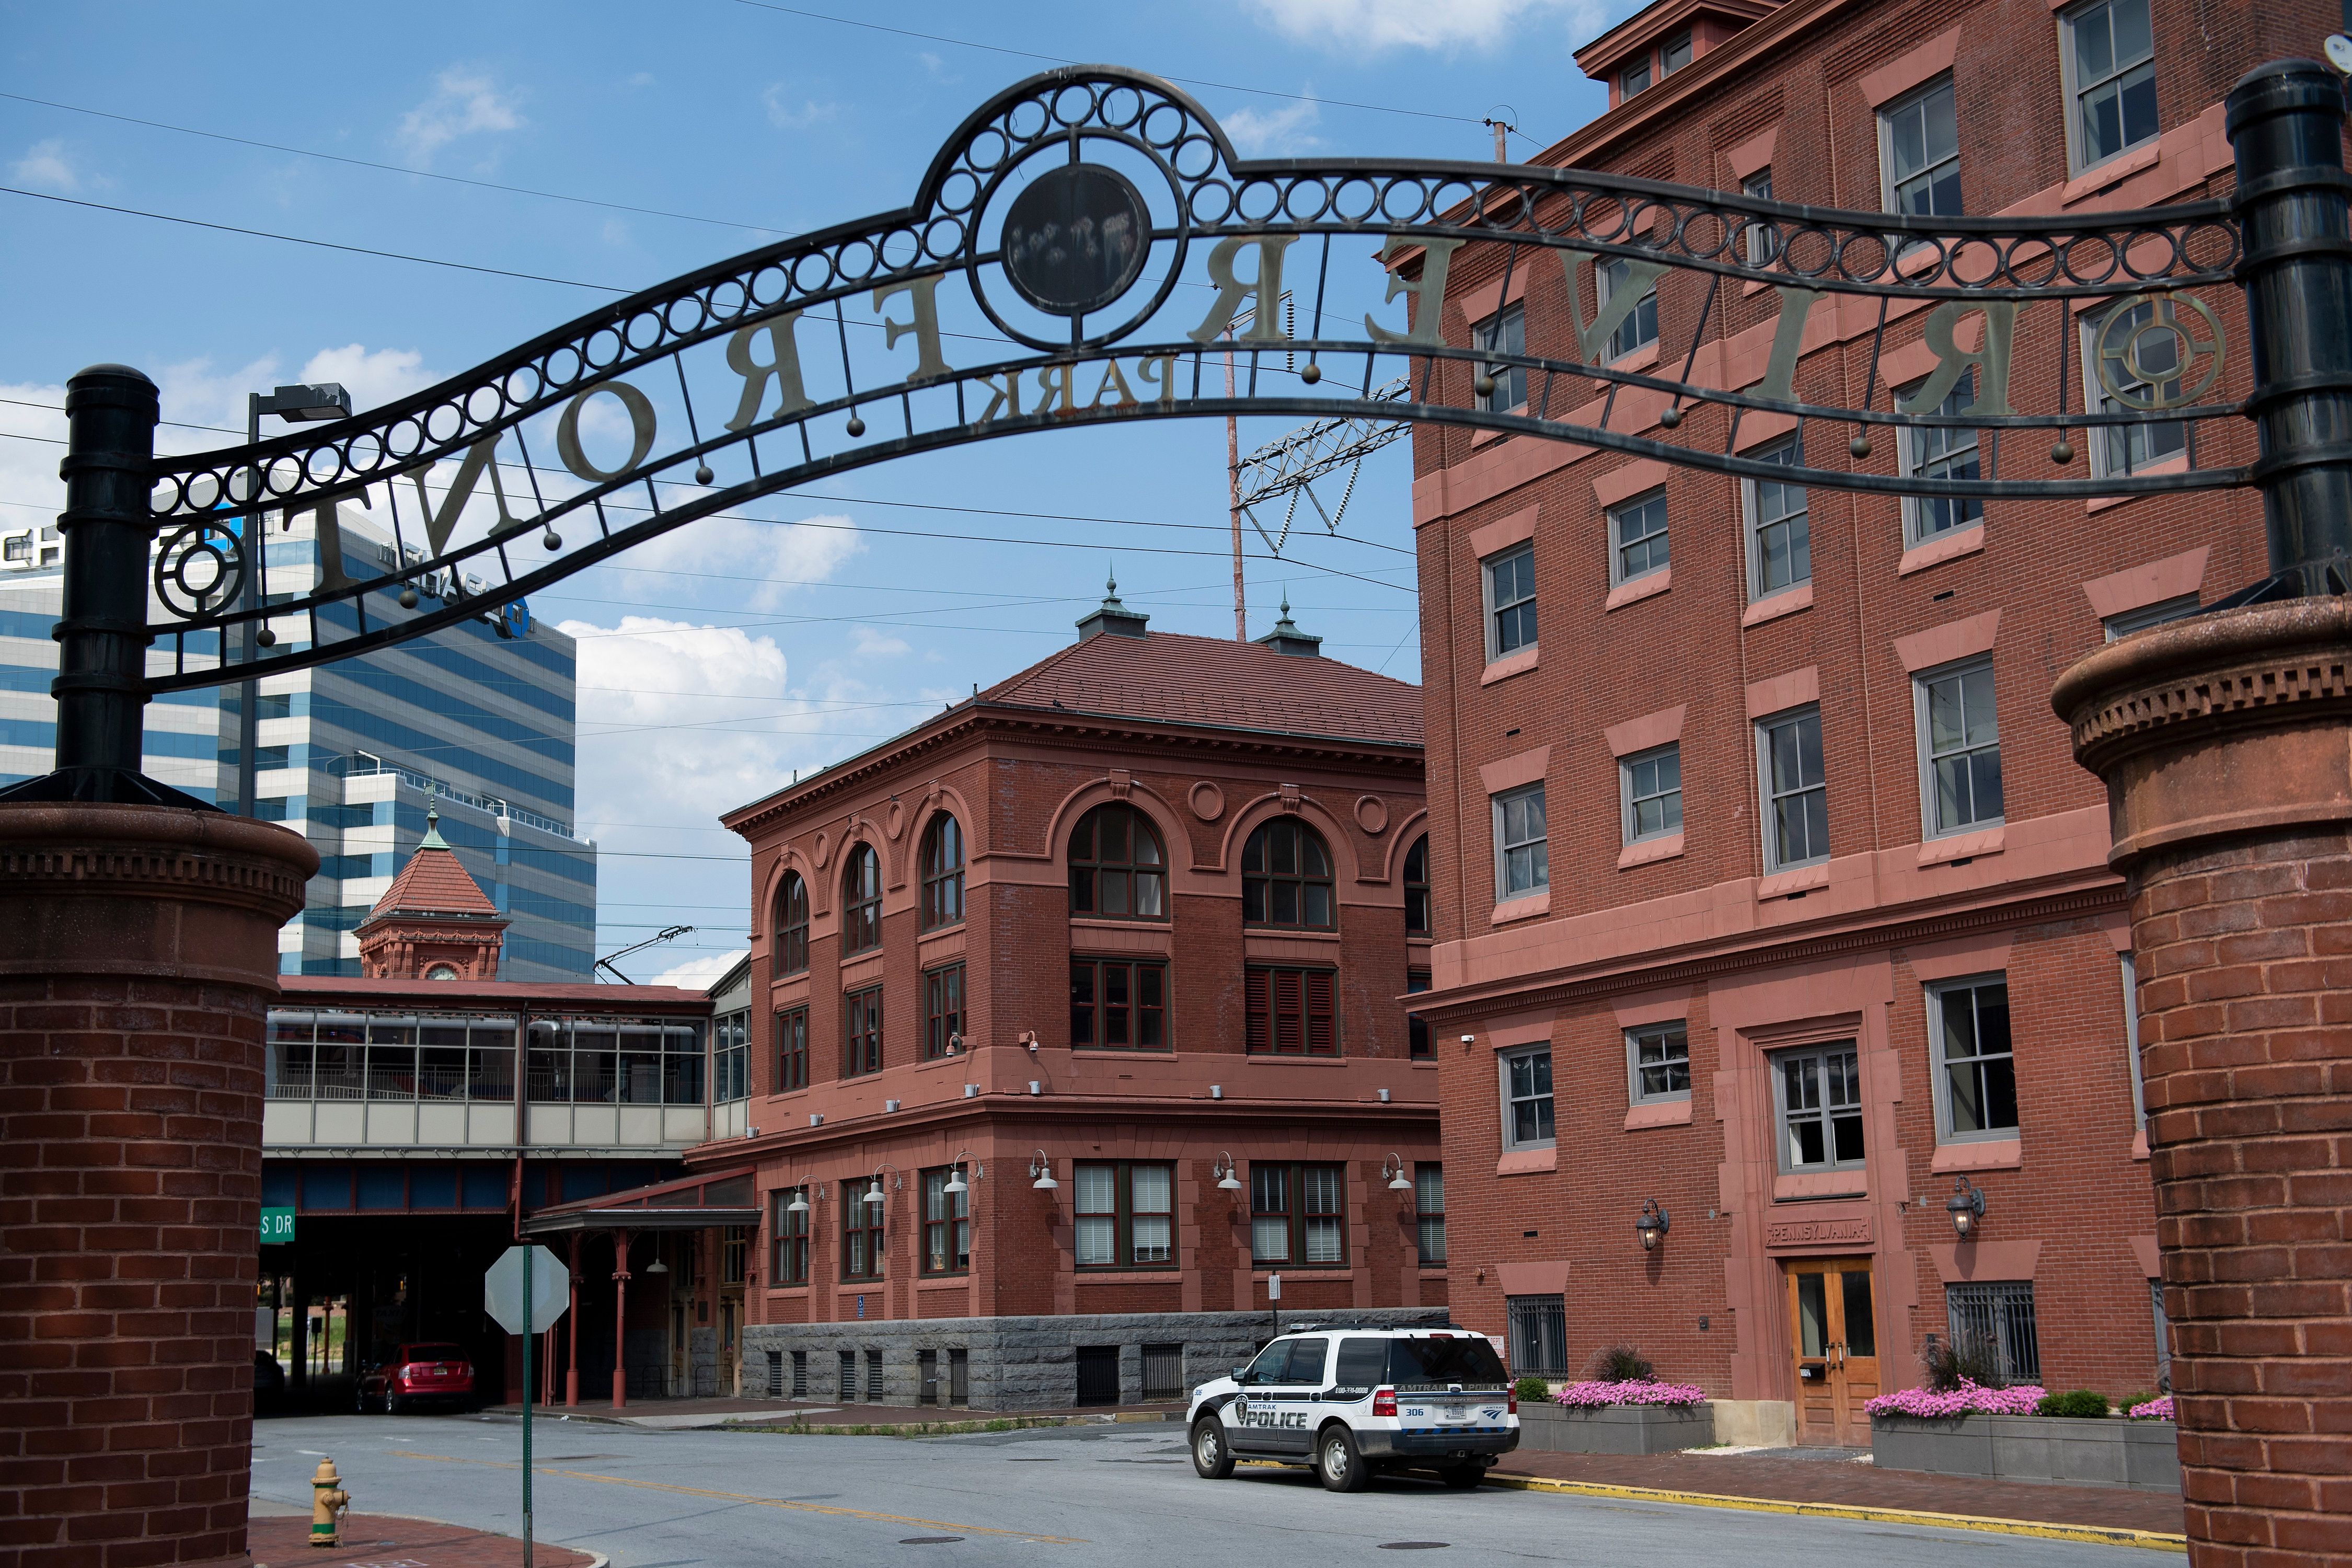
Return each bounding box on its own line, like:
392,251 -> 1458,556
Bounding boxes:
1224,100 -> 1323,155
851,625 -> 910,658
610,511 -> 863,612
11,138 -> 80,192
1244,0 -> 1605,51
650,949 -> 748,990
559,616 -> 814,828
396,68 -> 524,164
762,85 -> 839,130
298,344 -> 433,414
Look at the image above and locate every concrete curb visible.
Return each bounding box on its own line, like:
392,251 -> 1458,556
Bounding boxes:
484,1408 -> 1185,1438
1478,1472 -> 2189,1552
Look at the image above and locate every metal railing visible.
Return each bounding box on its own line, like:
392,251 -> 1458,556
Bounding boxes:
333,754 -> 578,841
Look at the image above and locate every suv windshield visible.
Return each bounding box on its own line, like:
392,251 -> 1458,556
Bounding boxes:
1389,1336 -> 1507,1391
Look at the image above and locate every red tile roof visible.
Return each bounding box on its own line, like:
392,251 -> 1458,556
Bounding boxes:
369,844 -> 500,920
980,632 -> 1423,748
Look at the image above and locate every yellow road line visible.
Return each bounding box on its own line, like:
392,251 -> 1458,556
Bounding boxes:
384,1451 -> 1085,1544
1480,1472 -> 2188,1553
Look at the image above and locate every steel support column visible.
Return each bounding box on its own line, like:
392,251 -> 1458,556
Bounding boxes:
52,366 -> 157,793
2229,59 -> 2352,592
611,1228 -> 633,1410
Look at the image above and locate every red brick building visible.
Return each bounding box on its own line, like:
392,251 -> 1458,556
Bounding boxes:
1404,0 -> 2323,1445
709,591 -> 1442,1408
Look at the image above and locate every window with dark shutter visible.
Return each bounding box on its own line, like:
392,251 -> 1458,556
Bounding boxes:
1246,966 -> 1339,1056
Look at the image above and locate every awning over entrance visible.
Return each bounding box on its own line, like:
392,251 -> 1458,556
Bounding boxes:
521,1167 -> 759,1235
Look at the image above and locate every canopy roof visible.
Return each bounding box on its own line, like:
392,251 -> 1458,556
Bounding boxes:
520,1166 -> 760,1235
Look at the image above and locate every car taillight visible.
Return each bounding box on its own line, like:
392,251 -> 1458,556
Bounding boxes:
1508,1386 -> 1519,1414
1373,1387 -> 1397,1418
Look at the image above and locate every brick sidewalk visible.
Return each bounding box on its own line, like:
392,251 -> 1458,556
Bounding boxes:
250,1512 -> 598,1568
1490,1449 -> 2186,1537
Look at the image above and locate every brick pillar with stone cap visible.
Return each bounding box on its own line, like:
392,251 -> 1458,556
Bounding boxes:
0,802 -> 317,1568
2054,599 -> 2352,1565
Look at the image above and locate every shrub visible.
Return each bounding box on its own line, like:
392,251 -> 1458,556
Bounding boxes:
1513,1376 -> 1552,1402
1585,1344 -> 1655,1382
1920,1332 -> 2010,1392
2035,1390 -> 2112,1419
2128,1394 -> 2174,1421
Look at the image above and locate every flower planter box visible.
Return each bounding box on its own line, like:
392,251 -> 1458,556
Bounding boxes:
1520,1401 -> 1714,1455
1871,1414 -> 2181,1493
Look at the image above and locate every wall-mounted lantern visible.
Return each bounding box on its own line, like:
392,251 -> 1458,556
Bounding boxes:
1635,1198 -> 1670,1252
1947,1175 -> 1987,1239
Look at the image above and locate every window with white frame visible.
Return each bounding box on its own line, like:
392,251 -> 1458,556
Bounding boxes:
1474,302 -> 1527,412
1492,782 -> 1548,900
1746,439 -> 1811,599
1621,742 -> 1683,844
1627,1022 -> 1691,1105
1597,256 -> 1659,360
1483,543 -> 1538,661
1775,1042 -> 1864,1171
1742,170 -> 1778,264
1881,78 -> 1962,219
2084,299 -> 2188,475
1901,370 -> 1985,543
1500,1044 -> 1555,1149
1930,976 -> 2017,1141
2120,952 -> 2146,1130
1916,658 -> 2003,836
2104,593 -> 2199,641
1609,490 -> 1670,586
2062,0 -> 2157,175
1757,706 -> 1828,872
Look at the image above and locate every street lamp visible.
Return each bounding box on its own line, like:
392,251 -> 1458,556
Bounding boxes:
1946,1175 -> 1987,1239
233,382 -> 352,818
1634,1198 -> 1670,1252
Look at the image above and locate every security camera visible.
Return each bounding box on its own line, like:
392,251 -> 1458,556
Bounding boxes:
946,1032 -> 962,1055
1459,1034 -> 1476,1044
1021,1030 -> 1040,1053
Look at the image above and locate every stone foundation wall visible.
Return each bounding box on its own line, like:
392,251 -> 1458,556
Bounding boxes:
742,1308 -> 1450,1410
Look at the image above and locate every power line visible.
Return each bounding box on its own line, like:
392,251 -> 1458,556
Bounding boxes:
0,89 -> 797,237
724,0 -> 1492,129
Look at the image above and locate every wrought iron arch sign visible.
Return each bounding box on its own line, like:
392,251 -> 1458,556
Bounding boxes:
20,59 -> 2352,803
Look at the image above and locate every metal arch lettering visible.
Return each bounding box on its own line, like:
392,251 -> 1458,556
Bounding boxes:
126,63 -> 2256,695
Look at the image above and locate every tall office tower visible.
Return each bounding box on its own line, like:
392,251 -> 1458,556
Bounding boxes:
0,517 -> 227,801
0,505 -> 598,980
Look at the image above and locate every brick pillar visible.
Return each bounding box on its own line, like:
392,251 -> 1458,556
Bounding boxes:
0,802 -> 317,1568
2055,601 -> 2352,1565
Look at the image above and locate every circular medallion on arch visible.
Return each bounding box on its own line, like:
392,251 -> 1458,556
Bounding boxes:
1000,163 -> 1151,317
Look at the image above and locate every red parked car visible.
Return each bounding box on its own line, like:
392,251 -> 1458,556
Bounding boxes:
358,1342 -> 476,1414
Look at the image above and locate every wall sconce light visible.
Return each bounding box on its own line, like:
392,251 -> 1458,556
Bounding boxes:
1029,1150 -> 1058,1191
1635,1197 -> 1670,1251
1212,1152 -> 1243,1192
866,1163 -> 903,1209
1380,1155 -> 1413,1192
784,1177 -> 823,1215
943,1150 -> 982,1196
1947,1175 -> 1986,1239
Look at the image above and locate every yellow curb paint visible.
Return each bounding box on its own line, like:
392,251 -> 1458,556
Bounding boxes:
385,1451 -> 1085,1545
1479,1472 -> 2188,1553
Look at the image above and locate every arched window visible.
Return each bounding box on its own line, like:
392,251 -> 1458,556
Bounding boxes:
775,871 -> 810,975
1403,835 -> 1431,937
921,814 -> 965,930
1068,803 -> 1166,920
1242,818 -> 1334,929
841,845 -> 881,955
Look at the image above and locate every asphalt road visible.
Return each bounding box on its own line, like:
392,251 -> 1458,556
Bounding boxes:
251,1413 -> 2160,1567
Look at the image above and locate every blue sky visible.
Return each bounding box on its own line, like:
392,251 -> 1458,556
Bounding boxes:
0,0 -> 1632,982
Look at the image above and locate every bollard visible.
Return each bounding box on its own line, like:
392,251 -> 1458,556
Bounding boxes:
309,1457 -> 350,1549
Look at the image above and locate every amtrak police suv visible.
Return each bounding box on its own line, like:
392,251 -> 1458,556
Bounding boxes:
1186,1325 -> 1519,1493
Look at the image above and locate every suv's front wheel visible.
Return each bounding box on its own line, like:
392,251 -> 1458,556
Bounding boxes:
1191,1416 -> 1235,1479
1316,1425 -> 1371,1493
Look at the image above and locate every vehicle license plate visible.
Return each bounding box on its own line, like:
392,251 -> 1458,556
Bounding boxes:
1435,1402 -> 1472,1424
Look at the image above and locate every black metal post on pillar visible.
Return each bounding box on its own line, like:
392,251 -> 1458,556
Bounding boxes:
2227,58 -> 2352,597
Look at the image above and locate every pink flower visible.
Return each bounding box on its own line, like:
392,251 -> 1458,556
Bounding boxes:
1553,1379 -> 1709,1409
1863,1379 -> 2048,1419
2128,1395 -> 2174,1421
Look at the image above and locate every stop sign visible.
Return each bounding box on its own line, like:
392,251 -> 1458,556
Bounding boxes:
483,1246 -> 569,1335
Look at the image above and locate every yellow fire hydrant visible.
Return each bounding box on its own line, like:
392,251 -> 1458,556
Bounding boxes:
309,1457 -> 350,1549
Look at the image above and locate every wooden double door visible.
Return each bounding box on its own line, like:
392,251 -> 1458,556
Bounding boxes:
1785,1256 -> 1879,1446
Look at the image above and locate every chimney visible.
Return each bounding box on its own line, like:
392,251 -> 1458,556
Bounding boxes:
1075,572 -> 1150,641
1253,594 -> 1323,658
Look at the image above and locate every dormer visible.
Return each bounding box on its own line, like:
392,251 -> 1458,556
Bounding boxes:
1576,0 -> 1782,111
